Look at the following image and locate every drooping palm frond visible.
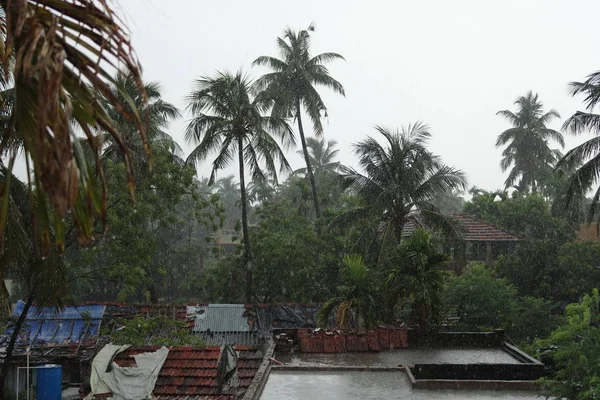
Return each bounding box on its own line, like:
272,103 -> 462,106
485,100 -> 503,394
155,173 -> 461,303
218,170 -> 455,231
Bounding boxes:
0,0 -> 147,253
558,72 -> 600,221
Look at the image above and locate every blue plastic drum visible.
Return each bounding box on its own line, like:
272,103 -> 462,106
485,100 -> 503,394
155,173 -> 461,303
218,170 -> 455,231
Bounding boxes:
35,364 -> 62,400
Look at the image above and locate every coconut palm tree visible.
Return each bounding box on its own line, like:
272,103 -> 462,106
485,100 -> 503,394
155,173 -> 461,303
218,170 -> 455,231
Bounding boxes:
341,123 -> 467,249
0,0 -> 147,253
558,71 -> 600,221
185,71 -> 293,302
496,91 -> 564,193
247,176 -> 277,206
317,254 -> 378,330
387,229 -> 448,330
294,137 -> 341,176
253,24 -> 345,225
101,73 -> 182,164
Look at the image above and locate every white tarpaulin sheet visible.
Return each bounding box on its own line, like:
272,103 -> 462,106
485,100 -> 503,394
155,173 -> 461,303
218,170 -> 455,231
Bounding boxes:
85,345 -> 169,400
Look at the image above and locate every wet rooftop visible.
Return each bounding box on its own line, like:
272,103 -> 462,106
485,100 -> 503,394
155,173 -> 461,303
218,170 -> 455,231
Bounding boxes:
277,347 -> 522,367
260,370 -> 540,400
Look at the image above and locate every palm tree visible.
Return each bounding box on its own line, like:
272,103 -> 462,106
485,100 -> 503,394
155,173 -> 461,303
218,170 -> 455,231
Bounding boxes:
317,254 -> 378,330
185,71 -> 293,302
101,73 -> 182,164
496,91 -> 564,193
294,137 -> 341,176
558,71 -> 600,221
253,24 -> 345,225
387,229 -> 448,330
216,175 -> 241,228
248,176 -> 277,205
0,0 -> 147,253
342,123 -> 467,248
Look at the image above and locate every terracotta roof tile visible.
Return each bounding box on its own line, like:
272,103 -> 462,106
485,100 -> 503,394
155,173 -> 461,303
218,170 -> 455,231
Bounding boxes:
403,213 -> 522,242
108,345 -> 265,400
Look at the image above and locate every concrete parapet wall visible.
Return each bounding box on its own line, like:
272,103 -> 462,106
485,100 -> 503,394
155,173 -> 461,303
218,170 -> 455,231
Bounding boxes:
410,363 -> 547,381
408,330 -> 505,347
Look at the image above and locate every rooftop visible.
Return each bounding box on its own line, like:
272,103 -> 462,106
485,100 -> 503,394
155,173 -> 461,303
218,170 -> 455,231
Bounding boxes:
403,213 -> 522,242
93,344 -> 264,400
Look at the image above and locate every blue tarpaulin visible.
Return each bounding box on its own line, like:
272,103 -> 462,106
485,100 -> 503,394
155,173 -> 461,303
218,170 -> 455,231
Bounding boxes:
6,301 -> 106,346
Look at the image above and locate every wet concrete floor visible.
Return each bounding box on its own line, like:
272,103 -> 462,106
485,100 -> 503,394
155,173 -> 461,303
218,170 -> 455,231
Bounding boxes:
278,347 -> 521,367
260,370 -> 541,400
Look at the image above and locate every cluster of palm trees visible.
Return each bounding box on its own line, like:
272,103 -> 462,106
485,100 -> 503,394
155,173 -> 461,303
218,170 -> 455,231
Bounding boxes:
495,80 -> 600,223
5,0 -> 600,329
184,25 -> 346,302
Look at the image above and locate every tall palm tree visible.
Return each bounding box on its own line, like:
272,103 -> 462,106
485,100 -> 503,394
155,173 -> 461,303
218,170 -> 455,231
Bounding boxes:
558,71 -> 600,221
0,0 -> 147,253
294,137 -> 341,176
342,123 -> 467,247
253,24 -> 345,225
317,254 -> 378,330
185,71 -> 293,302
101,73 -> 182,164
496,91 -> 564,193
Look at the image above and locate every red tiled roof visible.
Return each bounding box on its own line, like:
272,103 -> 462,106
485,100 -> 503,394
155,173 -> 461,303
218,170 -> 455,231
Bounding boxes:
115,346 -> 222,397
403,213 -> 522,242
448,213 -> 521,241
235,345 -> 263,389
105,345 -> 264,400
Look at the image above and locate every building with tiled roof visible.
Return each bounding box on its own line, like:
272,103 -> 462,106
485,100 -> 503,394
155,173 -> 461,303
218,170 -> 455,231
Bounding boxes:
87,345 -> 266,400
403,213 -> 522,263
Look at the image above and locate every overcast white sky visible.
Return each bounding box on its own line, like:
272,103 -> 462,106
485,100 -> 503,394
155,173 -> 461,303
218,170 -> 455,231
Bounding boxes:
115,0 -> 600,191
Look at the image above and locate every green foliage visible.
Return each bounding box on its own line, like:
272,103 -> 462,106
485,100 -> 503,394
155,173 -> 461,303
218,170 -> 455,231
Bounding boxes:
446,263 -> 518,331
388,229 -> 449,329
464,191 -> 574,243
198,200 -> 342,303
445,263 -> 561,344
67,150 -> 220,303
317,254 -> 379,330
537,289 -> 600,399
109,315 -> 205,347
495,240 -> 600,304
510,296 -> 563,345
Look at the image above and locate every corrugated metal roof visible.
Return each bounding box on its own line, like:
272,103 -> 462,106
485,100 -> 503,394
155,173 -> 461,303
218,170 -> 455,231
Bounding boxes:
197,332 -> 263,346
188,304 -> 252,333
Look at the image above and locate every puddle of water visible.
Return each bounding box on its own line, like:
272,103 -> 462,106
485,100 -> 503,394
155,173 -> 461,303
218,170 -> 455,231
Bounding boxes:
279,348 -> 522,367
260,370 -> 541,400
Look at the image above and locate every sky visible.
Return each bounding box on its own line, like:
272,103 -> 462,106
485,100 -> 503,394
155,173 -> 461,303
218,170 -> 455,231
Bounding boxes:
113,0 -> 600,191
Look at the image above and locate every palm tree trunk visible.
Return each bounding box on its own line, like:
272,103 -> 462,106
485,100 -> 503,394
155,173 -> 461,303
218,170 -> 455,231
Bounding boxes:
0,293 -> 33,397
238,137 -> 253,303
296,99 -> 322,233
